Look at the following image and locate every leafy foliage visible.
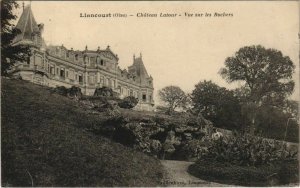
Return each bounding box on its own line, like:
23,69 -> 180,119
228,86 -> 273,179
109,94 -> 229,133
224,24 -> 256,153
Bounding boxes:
94,87 -> 119,98
220,45 -> 295,103
1,0 -> 30,75
191,80 -> 242,130
118,96 -> 138,109
175,139 -> 206,160
188,159 -> 299,186
199,133 -> 297,167
68,86 -> 82,98
254,105 -> 299,142
52,86 -> 69,96
52,86 -> 82,99
220,45 -> 295,134
158,85 -> 189,114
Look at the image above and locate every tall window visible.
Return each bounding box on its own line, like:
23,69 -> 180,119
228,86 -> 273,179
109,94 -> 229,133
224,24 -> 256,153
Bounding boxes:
60,68 -> 65,78
142,94 -> 146,101
78,74 -> 83,83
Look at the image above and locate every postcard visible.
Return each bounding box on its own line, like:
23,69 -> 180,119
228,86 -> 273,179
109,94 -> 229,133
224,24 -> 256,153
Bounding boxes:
1,0 -> 299,187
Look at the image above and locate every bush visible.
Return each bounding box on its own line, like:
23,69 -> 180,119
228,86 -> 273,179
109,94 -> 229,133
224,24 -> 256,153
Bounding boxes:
174,140 -> 203,160
52,86 -> 82,99
94,87 -> 119,98
68,86 -> 82,99
199,133 -> 297,167
52,86 -> 68,96
277,159 -> 299,184
188,159 -> 299,186
118,96 -> 138,109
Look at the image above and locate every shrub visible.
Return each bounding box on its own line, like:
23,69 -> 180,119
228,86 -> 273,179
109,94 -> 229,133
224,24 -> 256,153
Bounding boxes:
52,86 -> 68,96
175,140 -> 203,160
188,159 -> 299,186
118,96 -> 138,109
52,86 -> 82,99
199,133 -> 297,167
68,86 -> 82,99
94,87 -> 119,98
277,159 -> 299,184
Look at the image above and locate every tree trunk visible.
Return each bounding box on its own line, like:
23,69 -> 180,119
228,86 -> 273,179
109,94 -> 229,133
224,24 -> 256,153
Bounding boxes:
249,102 -> 258,135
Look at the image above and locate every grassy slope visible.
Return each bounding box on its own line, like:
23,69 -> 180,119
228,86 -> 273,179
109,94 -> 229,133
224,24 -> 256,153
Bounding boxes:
1,78 -> 164,186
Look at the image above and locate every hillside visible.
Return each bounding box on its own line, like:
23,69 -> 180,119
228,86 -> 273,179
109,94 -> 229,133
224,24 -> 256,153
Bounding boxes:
1,78 -> 164,186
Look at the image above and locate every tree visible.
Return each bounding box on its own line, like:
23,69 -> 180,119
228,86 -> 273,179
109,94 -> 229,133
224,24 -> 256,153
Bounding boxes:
220,45 -> 295,134
158,86 -> 189,114
255,104 -> 299,143
191,80 -> 242,130
1,0 -> 30,75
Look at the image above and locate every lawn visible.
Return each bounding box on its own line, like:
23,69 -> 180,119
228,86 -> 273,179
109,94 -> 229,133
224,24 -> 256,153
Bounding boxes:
1,78 -> 164,186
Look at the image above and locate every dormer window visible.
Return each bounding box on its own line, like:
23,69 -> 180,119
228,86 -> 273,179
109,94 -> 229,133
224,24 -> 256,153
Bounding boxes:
75,54 -> 78,61
100,59 -> 104,66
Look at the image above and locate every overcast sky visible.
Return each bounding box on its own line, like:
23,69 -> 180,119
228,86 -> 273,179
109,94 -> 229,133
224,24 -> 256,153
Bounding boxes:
16,1 -> 299,102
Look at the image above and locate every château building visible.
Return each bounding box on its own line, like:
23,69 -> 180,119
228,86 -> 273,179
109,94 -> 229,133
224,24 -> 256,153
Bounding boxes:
10,5 -> 155,111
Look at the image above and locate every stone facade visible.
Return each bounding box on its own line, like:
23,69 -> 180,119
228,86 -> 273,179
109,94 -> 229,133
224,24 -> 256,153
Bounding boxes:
10,5 -> 155,111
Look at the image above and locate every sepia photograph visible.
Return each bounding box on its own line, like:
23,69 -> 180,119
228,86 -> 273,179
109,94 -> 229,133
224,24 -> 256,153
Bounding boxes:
1,0 -> 299,187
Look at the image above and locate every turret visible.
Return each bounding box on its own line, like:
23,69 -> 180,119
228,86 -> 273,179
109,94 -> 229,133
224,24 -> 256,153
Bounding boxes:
13,4 -> 46,49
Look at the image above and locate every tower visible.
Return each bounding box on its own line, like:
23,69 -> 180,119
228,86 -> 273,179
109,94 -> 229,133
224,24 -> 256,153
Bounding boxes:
13,4 -> 46,49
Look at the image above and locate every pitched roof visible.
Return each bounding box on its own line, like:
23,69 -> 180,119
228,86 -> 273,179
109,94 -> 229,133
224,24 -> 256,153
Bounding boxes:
13,5 -> 39,44
133,56 -> 149,79
128,55 -> 152,86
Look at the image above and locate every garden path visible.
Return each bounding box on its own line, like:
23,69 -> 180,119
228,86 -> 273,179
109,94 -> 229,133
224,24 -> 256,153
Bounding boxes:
160,160 -> 229,187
